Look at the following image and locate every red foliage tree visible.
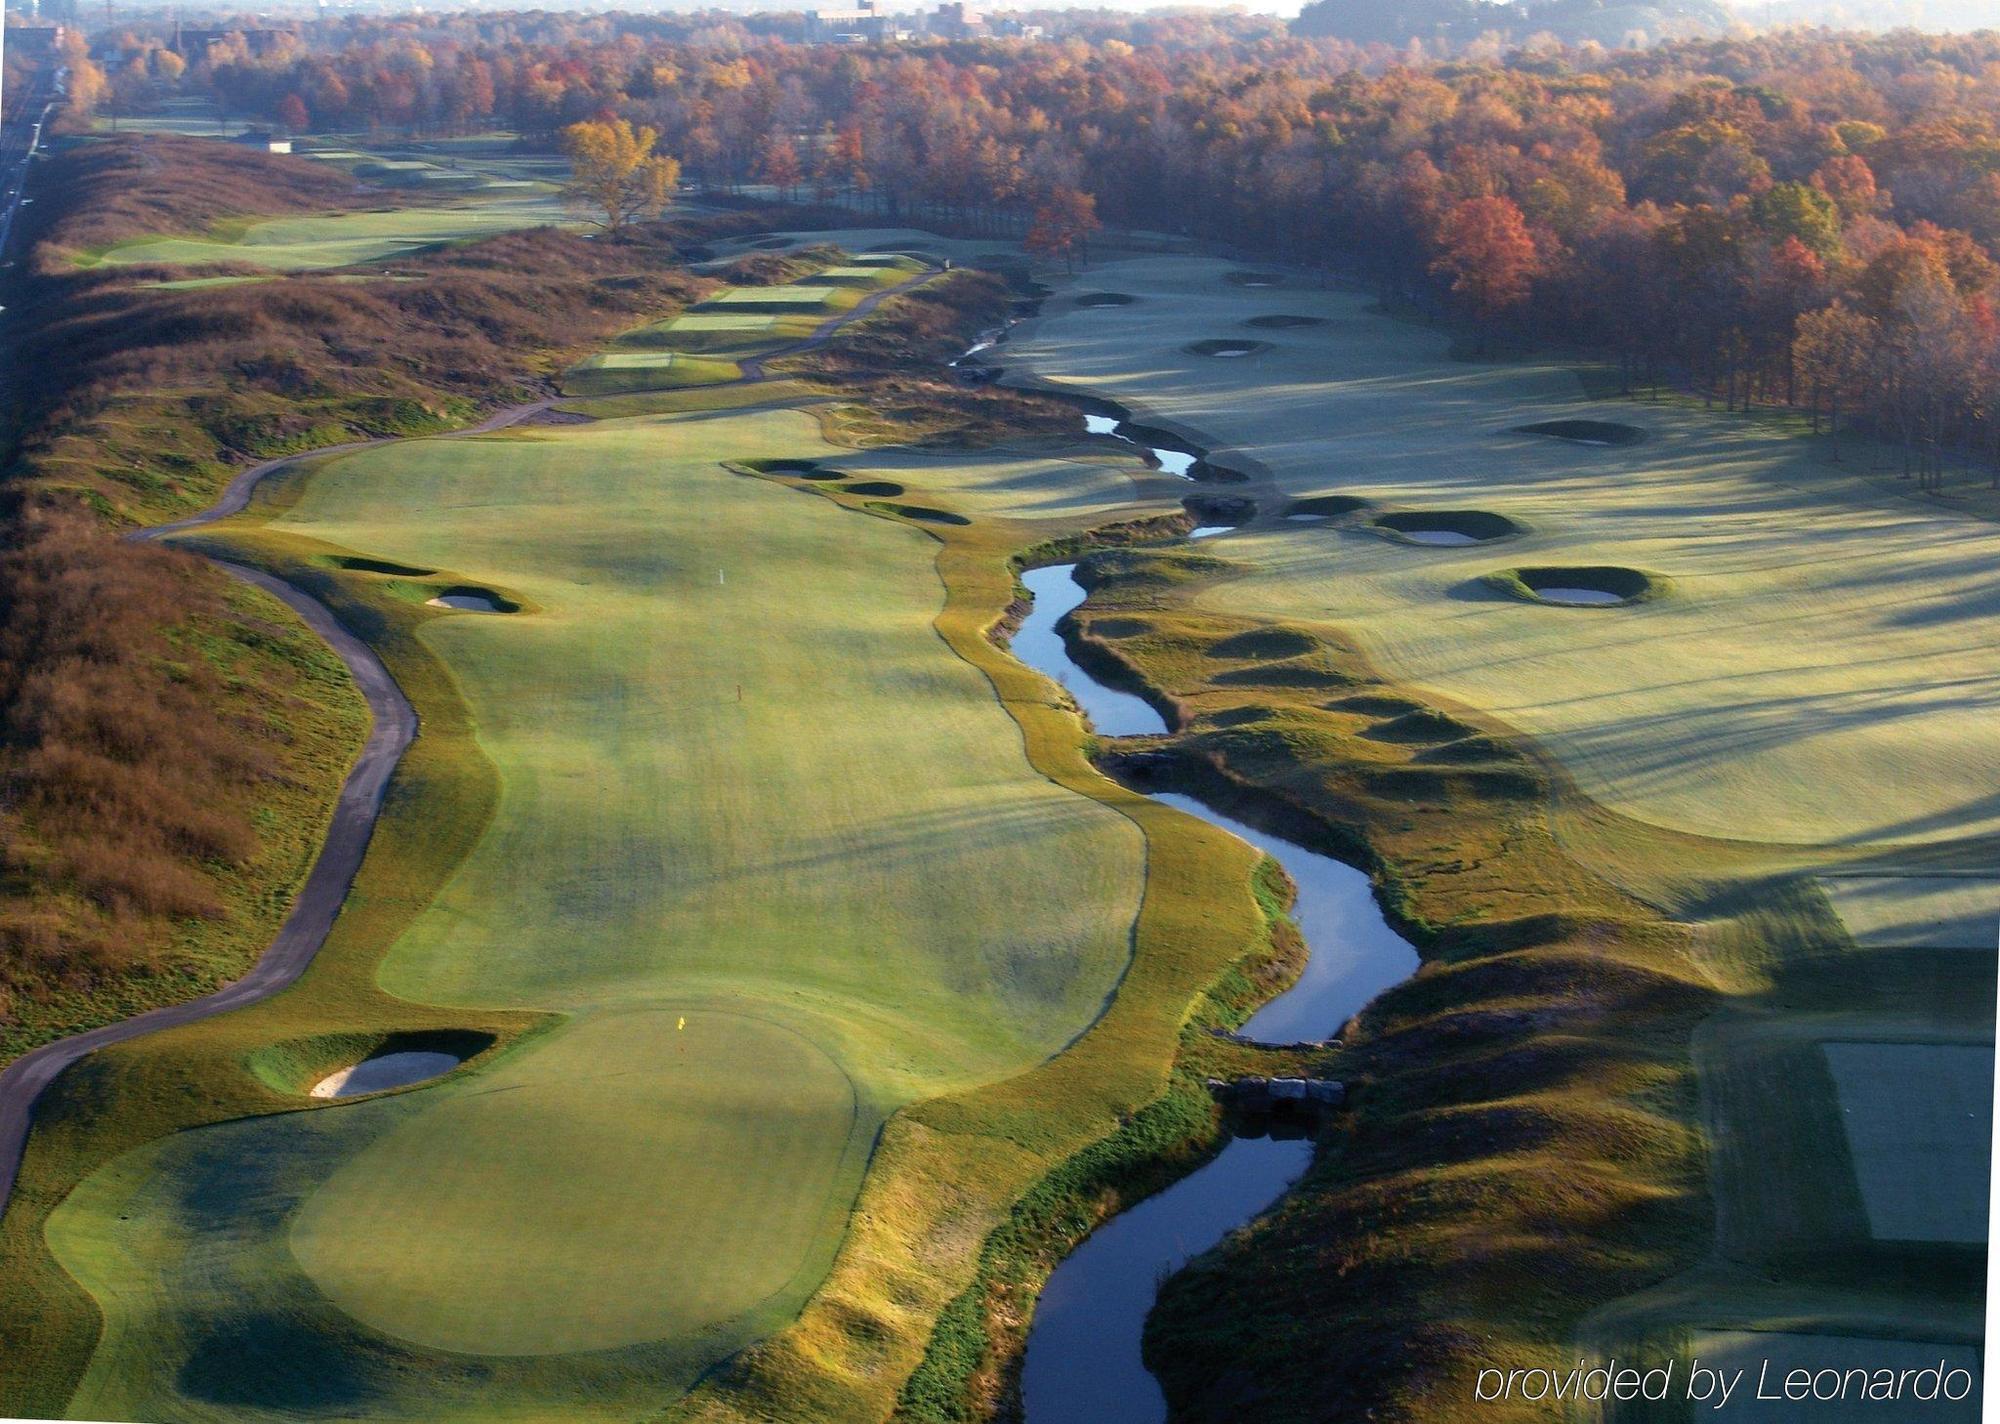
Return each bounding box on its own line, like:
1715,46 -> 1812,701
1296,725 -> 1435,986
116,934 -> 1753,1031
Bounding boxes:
1430,195 -> 1538,331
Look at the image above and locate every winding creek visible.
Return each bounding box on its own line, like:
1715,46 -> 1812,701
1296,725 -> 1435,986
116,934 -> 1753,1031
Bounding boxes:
1008,559 -> 1420,1424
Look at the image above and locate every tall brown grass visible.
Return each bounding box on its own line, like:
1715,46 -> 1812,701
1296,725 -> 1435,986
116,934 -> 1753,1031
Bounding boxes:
0,510 -> 267,1017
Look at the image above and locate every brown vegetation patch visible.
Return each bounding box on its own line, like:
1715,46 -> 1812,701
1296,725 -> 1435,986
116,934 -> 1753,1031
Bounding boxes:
22,134 -> 363,262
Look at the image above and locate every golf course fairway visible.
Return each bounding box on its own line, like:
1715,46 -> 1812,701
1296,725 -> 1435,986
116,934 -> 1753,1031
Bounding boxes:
42,404 -> 1150,1420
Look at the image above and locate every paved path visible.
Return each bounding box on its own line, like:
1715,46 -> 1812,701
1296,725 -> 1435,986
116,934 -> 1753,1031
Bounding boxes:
0,262 -> 939,1223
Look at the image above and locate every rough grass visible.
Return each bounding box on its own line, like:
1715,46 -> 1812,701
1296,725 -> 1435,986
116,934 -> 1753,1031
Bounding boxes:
0,514 -> 370,1069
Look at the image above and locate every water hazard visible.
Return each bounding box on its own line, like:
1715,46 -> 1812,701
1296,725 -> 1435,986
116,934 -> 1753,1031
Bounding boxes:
1007,560 -> 1421,1424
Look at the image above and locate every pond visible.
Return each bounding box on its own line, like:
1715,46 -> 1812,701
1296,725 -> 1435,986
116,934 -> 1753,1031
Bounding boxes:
1083,414 -> 1199,480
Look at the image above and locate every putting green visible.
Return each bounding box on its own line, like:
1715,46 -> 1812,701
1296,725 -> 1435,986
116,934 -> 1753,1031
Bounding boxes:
1010,256 -> 2000,848
293,1006 -> 862,1356
94,194 -> 566,271
49,403 -> 1145,1416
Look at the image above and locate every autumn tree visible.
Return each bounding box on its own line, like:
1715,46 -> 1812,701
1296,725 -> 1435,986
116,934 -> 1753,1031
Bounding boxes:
1430,195 -> 1538,336
1024,186 -> 1102,272
560,120 -> 681,233
1793,303 -> 1875,456
757,132 -> 803,201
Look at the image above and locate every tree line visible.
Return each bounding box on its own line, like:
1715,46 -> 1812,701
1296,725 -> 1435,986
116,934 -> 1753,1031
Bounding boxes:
98,15 -> 2000,485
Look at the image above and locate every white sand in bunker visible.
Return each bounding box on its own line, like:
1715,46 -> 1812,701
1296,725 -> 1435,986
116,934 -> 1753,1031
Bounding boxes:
1399,530 -> 1480,546
1534,587 -> 1626,605
311,1051 -> 462,1099
428,591 -> 507,611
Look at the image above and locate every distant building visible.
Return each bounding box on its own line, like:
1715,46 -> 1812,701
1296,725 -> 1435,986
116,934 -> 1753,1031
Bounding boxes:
803,1 -> 914,43
801,2 -> 1036,43
169,23 -> 297,60
929,2 -> 986,38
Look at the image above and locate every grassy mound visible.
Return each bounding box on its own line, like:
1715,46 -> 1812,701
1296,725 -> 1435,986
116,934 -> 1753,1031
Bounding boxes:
1515,418 -> 1646,446
1207,629 -> 1318,662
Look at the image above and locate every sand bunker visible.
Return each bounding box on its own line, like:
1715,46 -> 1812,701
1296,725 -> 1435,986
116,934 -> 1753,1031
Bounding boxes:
1515,418 -> 1646,447
1185,339 -> 1269,358
337,556 -> 436,576
1245,314 -> 1325,329
311,1050 -> 462,1099
1224,271 -> 1284,287
844,480 -> 905,497
868,502 -> 971,526
1075,292 -> 1137,308
748,458 -> 835,478
1375,510 -> 1522,545
1498,565 -> 1658,607
1288,495 -> 1368,518
427,586 -> 517,613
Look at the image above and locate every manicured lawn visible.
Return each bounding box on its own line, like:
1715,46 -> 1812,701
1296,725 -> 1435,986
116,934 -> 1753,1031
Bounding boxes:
40,406 -> 1158,1420
560,349 -> 742,395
